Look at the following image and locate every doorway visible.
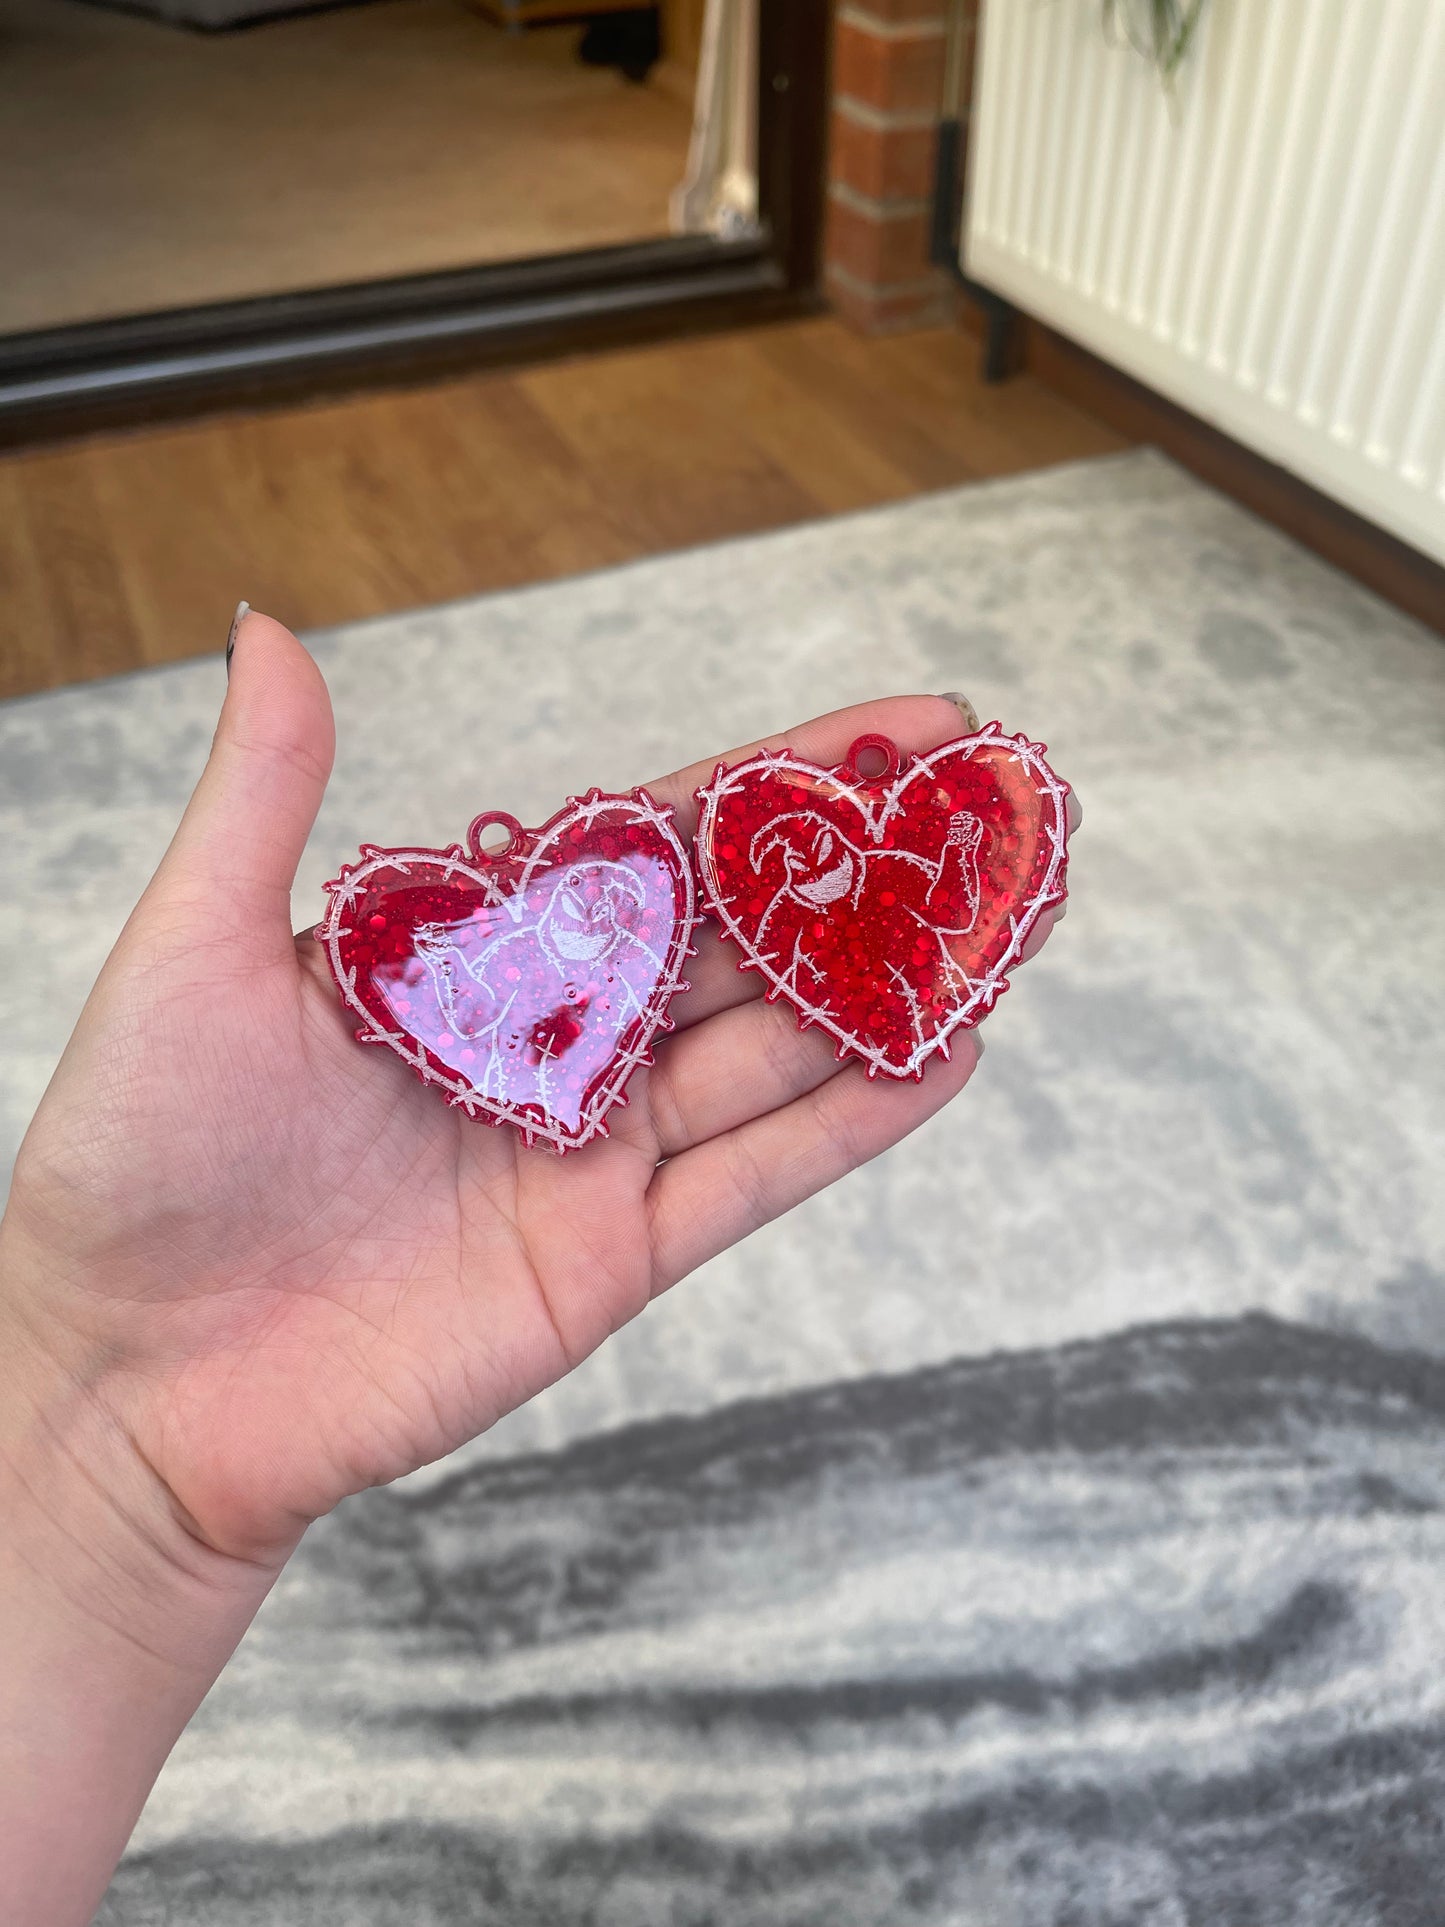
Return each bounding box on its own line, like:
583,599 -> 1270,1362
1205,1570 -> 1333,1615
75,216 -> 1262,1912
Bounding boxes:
0,0 -> 827,438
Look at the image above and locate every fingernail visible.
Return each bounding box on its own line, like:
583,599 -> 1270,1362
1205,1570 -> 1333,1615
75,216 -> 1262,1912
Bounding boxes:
940,691 -> 981,733
226,600 -> 250,678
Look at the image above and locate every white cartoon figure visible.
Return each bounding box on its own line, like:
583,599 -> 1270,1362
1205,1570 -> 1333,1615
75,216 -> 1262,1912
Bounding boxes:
748,806 -> 986,1046
384,858 -> 665,1118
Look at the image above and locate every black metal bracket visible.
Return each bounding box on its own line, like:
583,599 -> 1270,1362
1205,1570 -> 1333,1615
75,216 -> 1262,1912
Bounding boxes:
930,115 -> 1020,384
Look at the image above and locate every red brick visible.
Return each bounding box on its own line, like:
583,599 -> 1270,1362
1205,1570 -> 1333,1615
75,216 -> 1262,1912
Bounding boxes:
825,267 -> 957,336
830,109 -> 938,202
833,17 -> 947,116
826,193 -> 935,285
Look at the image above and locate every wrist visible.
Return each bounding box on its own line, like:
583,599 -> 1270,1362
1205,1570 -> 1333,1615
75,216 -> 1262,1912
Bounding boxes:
0,1222 -> 282,1669
0,1228 -> 284,1925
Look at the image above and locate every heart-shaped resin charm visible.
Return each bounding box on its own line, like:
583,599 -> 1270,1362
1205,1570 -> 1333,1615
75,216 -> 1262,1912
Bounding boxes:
320,792 -> 697,1150
694,726 -> 1070,1079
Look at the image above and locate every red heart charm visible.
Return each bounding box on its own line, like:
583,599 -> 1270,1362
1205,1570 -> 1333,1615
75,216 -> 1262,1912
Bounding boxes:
319,792 -> 697,1151
694,726 -> 1070,1079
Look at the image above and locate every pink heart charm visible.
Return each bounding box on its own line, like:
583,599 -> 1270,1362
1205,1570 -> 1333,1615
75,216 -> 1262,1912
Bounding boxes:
319,791 -> 697,1151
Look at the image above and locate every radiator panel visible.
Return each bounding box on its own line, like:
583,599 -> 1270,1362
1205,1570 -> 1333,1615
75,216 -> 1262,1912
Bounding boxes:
964,0 -> 1445,567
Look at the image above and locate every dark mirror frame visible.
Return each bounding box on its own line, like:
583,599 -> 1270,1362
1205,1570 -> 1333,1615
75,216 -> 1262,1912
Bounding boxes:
0,0 -> 828,443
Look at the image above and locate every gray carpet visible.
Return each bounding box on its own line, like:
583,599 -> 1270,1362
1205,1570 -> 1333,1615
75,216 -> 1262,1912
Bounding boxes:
3,449 -> 1445,1923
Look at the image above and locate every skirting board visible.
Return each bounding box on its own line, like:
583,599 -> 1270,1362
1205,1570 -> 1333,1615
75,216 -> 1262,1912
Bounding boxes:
1022,321 -> 1445,640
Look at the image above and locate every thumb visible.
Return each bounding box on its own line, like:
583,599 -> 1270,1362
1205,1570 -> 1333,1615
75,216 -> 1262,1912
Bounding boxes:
146,606 -> 335,964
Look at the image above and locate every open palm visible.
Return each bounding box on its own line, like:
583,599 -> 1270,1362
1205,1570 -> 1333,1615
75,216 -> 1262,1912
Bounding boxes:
3,614 -> 1051,1569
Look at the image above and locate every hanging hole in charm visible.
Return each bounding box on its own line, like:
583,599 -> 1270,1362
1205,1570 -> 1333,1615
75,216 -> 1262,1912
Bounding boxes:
468,810 -> 524,861
845,734 -> 902,784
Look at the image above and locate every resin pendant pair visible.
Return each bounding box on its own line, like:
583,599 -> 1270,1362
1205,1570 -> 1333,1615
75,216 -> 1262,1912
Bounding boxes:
319,723 -> 1071,1151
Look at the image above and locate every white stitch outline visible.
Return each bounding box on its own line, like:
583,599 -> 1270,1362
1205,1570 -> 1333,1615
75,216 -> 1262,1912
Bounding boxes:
318,789 -> 698,1153
693,724 -> 1070,1080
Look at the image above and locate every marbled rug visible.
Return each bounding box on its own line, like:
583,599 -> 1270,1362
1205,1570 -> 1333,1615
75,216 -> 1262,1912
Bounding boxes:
2,450 -> 1443,1923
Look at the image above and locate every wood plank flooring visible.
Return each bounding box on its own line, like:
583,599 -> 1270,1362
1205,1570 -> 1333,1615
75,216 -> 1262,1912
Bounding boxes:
0,317 -> 1130,700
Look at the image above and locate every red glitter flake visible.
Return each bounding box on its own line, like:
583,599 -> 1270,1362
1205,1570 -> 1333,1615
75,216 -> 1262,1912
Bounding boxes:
694,726 -> 1070,1080
319,791 -> 697,1151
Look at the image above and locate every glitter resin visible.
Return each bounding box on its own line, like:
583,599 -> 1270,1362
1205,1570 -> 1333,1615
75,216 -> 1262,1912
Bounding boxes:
694,726 -> 1070,1079
319,791 -> 697,1150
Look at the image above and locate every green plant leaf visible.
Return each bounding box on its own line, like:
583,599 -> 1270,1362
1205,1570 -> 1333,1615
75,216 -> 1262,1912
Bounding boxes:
1099,0 -> 1208,80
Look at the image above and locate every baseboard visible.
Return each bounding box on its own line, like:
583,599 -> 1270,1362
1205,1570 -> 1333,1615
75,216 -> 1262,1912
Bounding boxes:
1023,322 -> 1445,641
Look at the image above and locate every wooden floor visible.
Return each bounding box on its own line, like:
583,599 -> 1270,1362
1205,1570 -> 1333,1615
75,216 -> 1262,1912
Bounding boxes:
0,317 -> 1130,700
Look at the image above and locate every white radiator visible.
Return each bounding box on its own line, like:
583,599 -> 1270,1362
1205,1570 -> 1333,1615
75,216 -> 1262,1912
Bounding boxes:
964,0 -> 1445,567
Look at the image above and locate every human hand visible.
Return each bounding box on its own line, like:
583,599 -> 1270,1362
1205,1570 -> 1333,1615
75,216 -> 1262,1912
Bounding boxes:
1,616 -> 1077,1568
0,615 -> 1070,1923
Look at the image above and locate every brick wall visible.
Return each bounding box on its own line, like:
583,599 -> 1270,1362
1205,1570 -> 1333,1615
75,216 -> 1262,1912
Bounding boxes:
825,0 -> 979,334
